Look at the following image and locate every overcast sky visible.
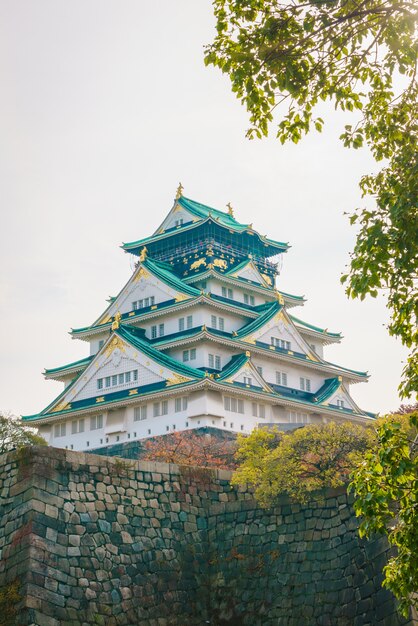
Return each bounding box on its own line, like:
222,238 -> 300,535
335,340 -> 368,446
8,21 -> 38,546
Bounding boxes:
0,1 -> 408,418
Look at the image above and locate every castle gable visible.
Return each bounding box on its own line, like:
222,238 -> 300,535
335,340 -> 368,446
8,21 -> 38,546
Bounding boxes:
228,259 -> 272,287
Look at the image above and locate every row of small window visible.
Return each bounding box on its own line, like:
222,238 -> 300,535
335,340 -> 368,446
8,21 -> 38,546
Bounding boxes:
289,411 -> 309,423
223,396 -> 266,418
221,287 -> 255,306
182,350 -> 220,368
134,397 -> 188,421
271,337 -> 291,350
54,415 -> 103,437
275,371 -> 311,392
243,369 -> 311,393
97,370 -> 138,390
132,296 -> 155,310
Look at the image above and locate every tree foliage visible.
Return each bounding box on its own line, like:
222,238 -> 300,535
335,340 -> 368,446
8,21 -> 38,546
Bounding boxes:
142,430 -> 237,469
350,411 -> 418,616
0,412 -> 46,455
231,422 -> 374,504
205,0 -> 418,397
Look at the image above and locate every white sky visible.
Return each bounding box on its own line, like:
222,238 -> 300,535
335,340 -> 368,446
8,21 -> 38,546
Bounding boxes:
0,1 -> 408,417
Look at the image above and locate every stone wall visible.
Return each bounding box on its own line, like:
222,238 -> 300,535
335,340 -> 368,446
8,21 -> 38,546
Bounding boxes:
0,446 -> 416,626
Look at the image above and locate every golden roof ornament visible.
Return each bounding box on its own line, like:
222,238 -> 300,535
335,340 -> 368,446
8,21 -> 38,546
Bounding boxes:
226,202 -> 234,217
275,291 -> 285,305
175,182 -> 184,199
139,246 -> 148,262
111,311 -> 122,330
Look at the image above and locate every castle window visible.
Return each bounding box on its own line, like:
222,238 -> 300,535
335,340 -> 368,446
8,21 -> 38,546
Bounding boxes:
179,318 -> 185,331
72,419 -> 84,434
300,377 -> 311,392
276,371 -> 288,386
175,218 -> 183,227
272,338 -> 291,350
252,403 -> 266,418
112,375 -> 118,386
208,354 -> 221,370
187,315 -> 193,329
224,396 -> 244,414
97,378 -> 103,390
222,287 -> 233,299
98,340 -> 104,350
147,429 -> 151,435
90,415 -> 103,431
54,423 -> 66,437
150,323 -> 165,338
256,366 -> 263,376
337,399 -> 345,408
134,405 -> 147,421
210,315 -> 225,331
133,296 -> 155,311
153,401 -> 168,417
289,411 -> 308,424
243,376 -> 252,386
183,349 -> 196,362
105,377 -> 111,388
244,294 -> 255,306
175,397 -> 188,412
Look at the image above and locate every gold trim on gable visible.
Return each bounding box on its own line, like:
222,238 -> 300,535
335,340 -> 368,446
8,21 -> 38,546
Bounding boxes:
51,402 -> 71,413
166,373 -> 191,387
175,294 -> 189,302
105,336 -> 126,358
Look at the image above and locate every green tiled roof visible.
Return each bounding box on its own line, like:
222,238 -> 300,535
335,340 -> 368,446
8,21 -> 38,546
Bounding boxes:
44,355 -> 94,376
24,324 -> 207,422
236,301 -> 282,338
122,196 -> 289,254
116,326 -> 205,380
177,196 -> 247,231
289,315 -> 341,338
312,378 -> 341,404
217,354 -> 249,380
143,257 -> 200,298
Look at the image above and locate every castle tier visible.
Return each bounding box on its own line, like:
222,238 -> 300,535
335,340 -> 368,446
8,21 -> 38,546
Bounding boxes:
24,188 -> 374,451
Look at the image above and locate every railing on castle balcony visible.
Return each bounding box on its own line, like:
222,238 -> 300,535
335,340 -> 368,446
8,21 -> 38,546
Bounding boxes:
151,239 -> 279,274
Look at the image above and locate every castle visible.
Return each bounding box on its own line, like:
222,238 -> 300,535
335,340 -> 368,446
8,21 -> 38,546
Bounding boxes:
24,186 -> 374,451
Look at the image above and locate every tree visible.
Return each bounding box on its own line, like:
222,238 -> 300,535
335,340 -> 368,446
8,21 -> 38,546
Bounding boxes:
231,422 -> 374,505
205,0 -> 418,397
350,411 -> 418,616
0,412 -> 46,454
142,430 -> 237,469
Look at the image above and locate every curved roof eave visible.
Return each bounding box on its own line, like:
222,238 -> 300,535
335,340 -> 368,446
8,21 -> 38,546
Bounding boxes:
122,215 -> 289,256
